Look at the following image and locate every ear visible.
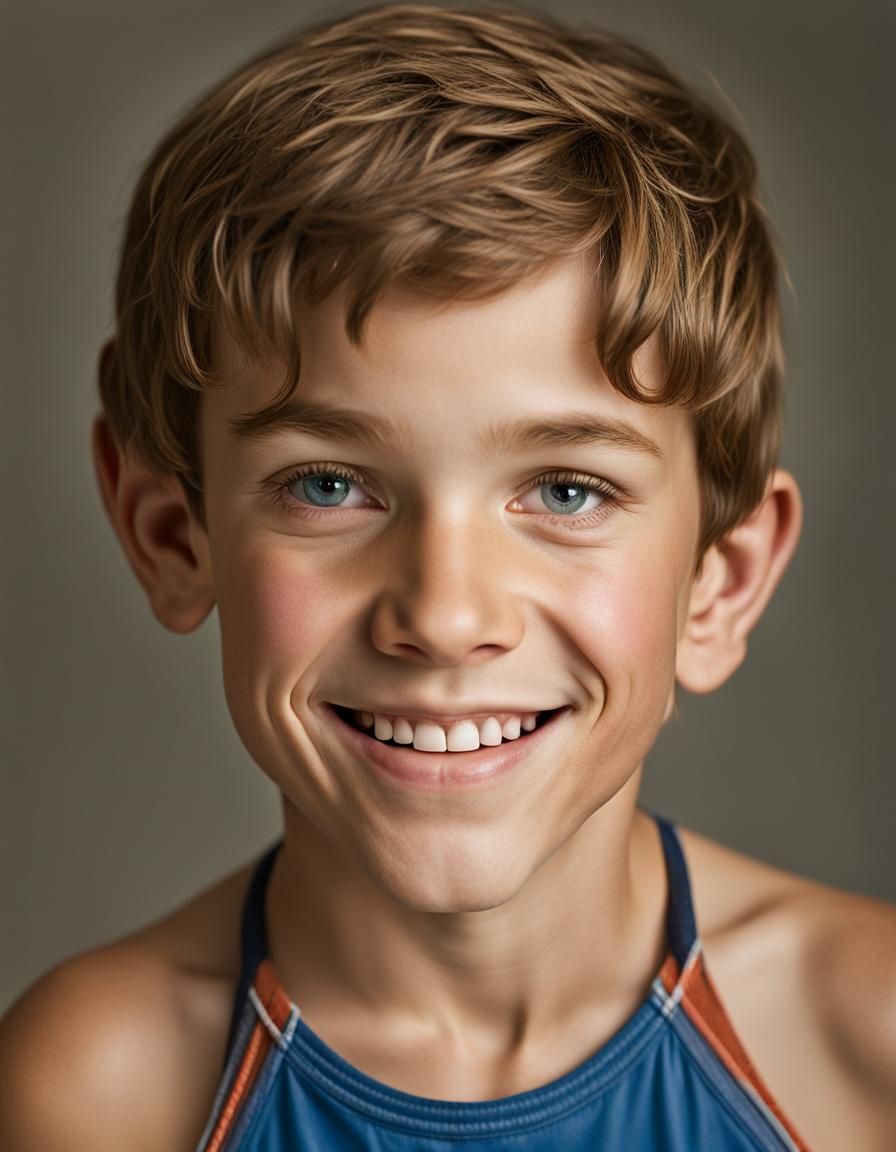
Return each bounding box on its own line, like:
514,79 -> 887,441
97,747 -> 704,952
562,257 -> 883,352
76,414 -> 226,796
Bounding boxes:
676,469 -> 802,693
91,414 -> 215,633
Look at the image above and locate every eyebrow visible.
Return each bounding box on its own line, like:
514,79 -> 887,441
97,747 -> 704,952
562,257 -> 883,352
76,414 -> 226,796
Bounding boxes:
228,400 -> 663,459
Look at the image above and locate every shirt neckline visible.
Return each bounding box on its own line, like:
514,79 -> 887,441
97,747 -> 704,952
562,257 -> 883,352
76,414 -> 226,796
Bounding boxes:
279,981 -> 670,1136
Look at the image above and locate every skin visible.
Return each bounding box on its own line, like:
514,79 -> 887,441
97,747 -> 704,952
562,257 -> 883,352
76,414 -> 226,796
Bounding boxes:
3,255 -> 895,1151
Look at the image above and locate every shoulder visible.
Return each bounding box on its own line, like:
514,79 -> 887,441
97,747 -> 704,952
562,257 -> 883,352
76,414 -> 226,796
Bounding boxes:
0,944 -> 194,1151
679,822 -> 896,1143
801,883 -> 896,1103
0,859 -> 254,1152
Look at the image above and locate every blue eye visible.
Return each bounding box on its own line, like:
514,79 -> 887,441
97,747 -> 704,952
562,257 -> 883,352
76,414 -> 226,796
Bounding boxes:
289,473 -> 354,508
539,482 -> 592,516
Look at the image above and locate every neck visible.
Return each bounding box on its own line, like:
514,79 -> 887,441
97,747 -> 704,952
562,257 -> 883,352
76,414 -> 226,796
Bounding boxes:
267,780 -> 668,1062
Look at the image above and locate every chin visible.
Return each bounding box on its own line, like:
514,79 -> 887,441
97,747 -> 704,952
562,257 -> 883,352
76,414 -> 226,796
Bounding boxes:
360,826 -> 541,915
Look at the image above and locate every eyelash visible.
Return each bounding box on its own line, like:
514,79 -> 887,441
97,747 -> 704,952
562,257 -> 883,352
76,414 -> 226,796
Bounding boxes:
265,463 -> 620,530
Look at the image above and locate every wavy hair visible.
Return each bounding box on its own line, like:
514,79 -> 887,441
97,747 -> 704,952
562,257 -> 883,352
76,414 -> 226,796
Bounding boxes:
99,3 -> 784,555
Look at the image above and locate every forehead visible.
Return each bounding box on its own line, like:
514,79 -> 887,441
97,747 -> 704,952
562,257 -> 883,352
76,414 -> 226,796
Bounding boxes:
204,256 -> 692,464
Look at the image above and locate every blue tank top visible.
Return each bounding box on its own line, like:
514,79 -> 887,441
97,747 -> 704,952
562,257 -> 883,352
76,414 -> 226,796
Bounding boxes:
195,812 -> 812,1151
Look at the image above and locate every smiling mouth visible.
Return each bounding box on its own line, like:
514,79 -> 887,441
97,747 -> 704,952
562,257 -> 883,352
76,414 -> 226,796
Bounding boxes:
331,704 -> 564,749
326,702 -> 572,788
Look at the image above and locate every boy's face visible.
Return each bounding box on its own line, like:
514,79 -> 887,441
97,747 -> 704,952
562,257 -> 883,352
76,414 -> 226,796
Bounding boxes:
199,256 -> 701,912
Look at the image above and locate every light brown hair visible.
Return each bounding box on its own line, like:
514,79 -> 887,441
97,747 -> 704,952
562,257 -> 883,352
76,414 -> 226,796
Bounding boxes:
99,3 -> 784,556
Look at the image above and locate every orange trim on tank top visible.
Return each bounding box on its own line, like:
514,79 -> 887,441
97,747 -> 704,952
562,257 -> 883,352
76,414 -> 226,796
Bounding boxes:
254,959 -> 294,1031
203,961 -> 292,1151
680,954 -> 811,1152
204,1020 -> 271,1152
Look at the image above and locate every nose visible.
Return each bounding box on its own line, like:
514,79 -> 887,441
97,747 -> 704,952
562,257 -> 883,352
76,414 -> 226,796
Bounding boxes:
369,510 -> 524,666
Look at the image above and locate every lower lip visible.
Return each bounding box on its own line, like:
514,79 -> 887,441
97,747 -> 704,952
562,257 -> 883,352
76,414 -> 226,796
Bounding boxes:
324,704 -> 572,789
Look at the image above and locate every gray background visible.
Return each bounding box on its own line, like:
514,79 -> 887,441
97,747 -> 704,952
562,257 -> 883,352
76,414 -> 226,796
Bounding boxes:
2,0 -> 893,1015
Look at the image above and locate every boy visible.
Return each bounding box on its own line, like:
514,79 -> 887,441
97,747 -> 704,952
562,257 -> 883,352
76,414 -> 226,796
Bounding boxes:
2,4 -> 894,1149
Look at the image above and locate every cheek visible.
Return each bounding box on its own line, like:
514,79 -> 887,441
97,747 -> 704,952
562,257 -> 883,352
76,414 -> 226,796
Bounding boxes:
567,555 -> 680,681
215,544 -> 341,710
579,563 -> 681,780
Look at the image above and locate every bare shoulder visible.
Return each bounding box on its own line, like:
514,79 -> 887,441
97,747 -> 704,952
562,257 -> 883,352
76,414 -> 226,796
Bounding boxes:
678,822 -> 896,1148
0,858 -> 255,1152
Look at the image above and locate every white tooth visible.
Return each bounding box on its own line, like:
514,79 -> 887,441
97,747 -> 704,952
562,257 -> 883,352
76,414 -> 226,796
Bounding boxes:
392,717 -> 414,744
361,711 -> 374,728
502,716 -> 521,740
374,715 -> 394,741
413,721 -> 448,752
446,720 -> 481,752
521,713 -> 538,732
478,717 -> 503,746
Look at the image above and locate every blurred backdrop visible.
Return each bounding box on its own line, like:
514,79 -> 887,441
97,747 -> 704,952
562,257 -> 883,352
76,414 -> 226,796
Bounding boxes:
2,0 -> 894,1013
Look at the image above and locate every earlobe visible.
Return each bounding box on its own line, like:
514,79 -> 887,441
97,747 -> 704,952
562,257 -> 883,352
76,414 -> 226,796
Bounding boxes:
676,469 -> 802,694
91,415 -> 215,634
